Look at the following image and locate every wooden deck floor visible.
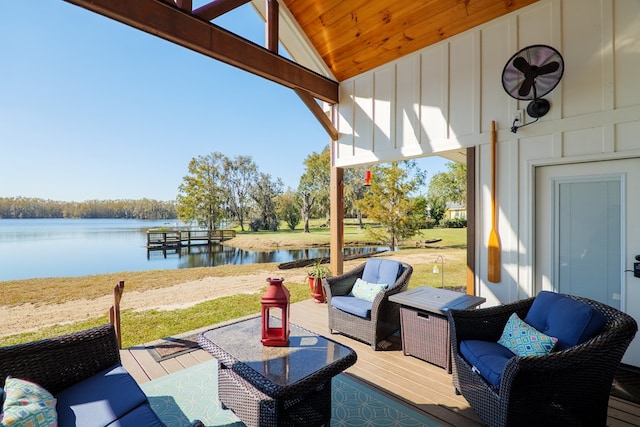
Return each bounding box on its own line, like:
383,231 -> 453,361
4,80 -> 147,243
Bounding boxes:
121,299 -> 640,427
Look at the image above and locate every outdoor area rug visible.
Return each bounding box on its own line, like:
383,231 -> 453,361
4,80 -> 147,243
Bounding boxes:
141,359 -> 444,427
145,334 -> 200,362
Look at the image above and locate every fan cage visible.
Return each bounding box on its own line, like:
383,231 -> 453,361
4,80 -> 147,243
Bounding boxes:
501,44 -> 564,101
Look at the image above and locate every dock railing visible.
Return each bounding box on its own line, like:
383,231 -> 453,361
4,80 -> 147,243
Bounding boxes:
146,229 -> 236,249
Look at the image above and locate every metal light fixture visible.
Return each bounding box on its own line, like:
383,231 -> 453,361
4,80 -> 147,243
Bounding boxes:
433,255 -> 445,289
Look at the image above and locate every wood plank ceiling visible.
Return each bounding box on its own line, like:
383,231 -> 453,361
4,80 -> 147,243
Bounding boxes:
283,0 -> 540,81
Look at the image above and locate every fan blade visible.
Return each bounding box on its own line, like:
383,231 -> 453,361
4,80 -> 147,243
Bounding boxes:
536,61 -> 560,75
513,56 -> 530,73
518,78 -> 534,97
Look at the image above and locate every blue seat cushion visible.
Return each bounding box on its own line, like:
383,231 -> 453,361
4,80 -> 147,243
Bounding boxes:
105,402 -> 165,427
361,259 -> 401,287
55,364 -> 152,427
331,296 -> 373,319
460,340 -> 516,388
524,291 -> 607,351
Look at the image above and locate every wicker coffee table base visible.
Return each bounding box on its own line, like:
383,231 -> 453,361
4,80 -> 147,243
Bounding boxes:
217,363 -> 332,427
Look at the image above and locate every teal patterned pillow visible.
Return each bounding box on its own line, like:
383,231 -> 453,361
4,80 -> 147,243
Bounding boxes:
498,313 -> 558,357
1,377 -> 57,426
350,278 -> 388,302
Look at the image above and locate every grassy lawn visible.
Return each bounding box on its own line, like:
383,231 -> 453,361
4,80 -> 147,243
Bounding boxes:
0,226 -> 467,347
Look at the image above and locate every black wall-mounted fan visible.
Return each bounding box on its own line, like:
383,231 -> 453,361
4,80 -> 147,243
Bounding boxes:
502,44 -> 564,131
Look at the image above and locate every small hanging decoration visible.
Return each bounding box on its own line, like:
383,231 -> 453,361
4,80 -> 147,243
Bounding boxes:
261,277 -> 290,346
364,169 -> 372,187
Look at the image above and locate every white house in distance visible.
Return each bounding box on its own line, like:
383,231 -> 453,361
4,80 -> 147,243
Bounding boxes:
64,0 -> 640,368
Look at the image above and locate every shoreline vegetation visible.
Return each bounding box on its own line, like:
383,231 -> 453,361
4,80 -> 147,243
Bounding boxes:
0,226 -> 466,348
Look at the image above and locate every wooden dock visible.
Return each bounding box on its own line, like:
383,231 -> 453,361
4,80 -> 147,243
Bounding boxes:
146,229 -> 236,249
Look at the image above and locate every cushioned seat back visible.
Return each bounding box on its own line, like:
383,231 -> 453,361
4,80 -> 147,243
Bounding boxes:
524,291 -> 607,351
362,259 -> 401,287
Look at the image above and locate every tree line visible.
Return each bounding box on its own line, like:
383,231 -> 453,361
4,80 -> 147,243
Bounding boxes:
3,149 -> 466,248
175,149 -> 465,248
0,197 -> 177,219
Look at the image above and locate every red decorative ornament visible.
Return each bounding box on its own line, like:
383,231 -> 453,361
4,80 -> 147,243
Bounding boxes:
261,277 -> 290,346
364,169 -> 372,187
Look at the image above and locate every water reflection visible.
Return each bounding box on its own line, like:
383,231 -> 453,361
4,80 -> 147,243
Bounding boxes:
148,245 -> 387,269
0,218 -> 386,280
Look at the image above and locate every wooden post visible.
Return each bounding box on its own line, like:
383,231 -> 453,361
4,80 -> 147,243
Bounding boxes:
109,281 -> 125,349
330,165 -> 344,275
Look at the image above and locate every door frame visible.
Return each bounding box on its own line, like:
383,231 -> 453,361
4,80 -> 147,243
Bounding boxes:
527,153 -> 640,299
530,155 -> 640,366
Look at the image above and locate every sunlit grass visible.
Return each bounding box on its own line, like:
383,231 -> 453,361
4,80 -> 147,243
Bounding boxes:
0,282 -> 311,348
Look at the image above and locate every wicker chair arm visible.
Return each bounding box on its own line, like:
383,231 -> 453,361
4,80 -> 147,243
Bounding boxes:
448,297 -> 534,344
0,324 -> 121,394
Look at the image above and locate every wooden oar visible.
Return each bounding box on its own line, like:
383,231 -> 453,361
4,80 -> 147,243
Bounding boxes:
488,120 -> 501,283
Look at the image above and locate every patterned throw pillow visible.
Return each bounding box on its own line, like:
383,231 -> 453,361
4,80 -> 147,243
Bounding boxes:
350,278 -> 388,302
1,377 -> 57,426
498,313 -> 558,357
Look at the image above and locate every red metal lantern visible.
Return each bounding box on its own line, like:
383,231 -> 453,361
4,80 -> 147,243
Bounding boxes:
261,277 -> 290,346
364,169 -> 372,186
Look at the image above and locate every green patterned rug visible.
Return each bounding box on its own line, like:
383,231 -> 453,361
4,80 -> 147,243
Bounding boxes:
141,359 -> 443,427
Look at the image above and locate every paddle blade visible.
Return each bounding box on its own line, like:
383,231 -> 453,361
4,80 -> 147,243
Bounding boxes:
488,228 -> 501,283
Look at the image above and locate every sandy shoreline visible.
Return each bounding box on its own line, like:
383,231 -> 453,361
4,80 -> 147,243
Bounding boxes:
0,270 -> 308,338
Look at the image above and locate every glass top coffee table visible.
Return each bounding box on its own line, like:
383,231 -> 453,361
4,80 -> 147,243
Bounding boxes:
198,316 -> 357,427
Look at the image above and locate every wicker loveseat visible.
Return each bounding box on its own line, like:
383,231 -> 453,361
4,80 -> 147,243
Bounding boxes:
0,324 -> 202,427
323,259 -> 413,350
448,291 -> 638,427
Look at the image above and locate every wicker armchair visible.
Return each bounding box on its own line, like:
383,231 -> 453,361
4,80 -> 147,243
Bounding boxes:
323,259 -> 413,350
448,293 -> 638,427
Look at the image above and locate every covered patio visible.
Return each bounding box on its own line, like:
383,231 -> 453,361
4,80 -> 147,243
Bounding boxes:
46,0 -> 640,424
120,299 -> 640,426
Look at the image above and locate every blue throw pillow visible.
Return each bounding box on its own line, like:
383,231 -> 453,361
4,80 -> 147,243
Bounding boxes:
498,313 -> 558,357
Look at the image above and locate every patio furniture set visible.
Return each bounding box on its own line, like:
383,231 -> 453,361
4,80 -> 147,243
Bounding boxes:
1,258 -> 637,427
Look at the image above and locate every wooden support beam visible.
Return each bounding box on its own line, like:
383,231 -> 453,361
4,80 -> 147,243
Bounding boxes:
465,147 -> 476,296
193,0 -> 250,21
265,0 -> 279,53
329,163 -> 344,275
172,0 -> 192,12
294,89 -> 338,141
64,0 -> 338,104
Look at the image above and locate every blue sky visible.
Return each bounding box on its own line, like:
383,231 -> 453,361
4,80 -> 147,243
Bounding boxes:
1,1 -> 448,202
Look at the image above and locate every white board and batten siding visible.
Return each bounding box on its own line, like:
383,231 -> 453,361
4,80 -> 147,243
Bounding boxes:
333,0 -> 640,307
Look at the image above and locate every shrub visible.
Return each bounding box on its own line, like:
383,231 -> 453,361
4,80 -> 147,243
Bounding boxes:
442,218 -> 467,228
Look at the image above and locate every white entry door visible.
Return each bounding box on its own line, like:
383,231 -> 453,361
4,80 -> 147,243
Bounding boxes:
536,158 -> 640,367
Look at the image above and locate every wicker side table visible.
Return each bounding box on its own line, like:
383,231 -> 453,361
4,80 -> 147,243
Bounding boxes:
390,287 -> 485,373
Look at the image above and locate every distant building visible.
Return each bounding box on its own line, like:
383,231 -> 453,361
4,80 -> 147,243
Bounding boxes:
445,202 -> 466,220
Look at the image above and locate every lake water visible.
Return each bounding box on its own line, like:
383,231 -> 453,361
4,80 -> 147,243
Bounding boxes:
0,219 -> 384,281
